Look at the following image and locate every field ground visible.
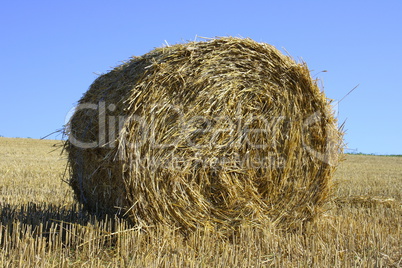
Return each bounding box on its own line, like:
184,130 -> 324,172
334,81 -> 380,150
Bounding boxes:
0,137 -> 401,267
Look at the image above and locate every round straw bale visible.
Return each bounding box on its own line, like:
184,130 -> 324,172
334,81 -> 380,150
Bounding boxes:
65,37 -> 343,232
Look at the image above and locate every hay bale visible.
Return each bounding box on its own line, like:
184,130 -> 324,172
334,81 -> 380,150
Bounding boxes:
65,37 -> 343,232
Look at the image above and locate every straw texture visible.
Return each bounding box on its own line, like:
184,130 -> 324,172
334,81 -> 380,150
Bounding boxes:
65,37 -> 343,233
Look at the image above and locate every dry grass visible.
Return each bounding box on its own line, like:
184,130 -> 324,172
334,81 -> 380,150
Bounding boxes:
65,37 -> 343,233
0,137 -> 401,267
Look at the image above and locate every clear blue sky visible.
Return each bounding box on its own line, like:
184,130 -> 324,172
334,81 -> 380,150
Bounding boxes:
1,0 -> 401,154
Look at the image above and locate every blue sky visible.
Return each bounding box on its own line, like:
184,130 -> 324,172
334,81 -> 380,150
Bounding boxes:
0,0 -> 401,154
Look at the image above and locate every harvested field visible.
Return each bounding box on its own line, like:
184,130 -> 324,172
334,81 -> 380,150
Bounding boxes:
0,138 -> 400,267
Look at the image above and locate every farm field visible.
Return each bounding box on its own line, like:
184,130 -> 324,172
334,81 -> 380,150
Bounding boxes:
0,137 -> 401,267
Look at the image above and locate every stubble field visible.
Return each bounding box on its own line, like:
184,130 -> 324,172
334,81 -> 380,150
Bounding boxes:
0,137 -> 401,267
